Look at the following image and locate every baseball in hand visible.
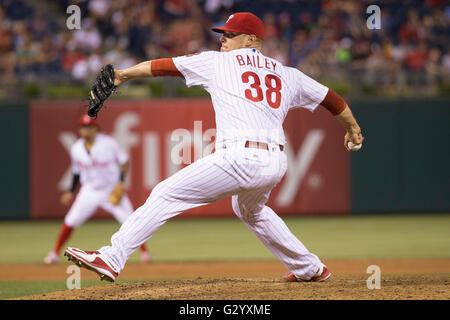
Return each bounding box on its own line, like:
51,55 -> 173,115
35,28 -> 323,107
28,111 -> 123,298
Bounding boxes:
347,141 -> 362,151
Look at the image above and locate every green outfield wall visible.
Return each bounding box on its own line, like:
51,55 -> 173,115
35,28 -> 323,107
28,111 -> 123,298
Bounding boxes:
0,103 -> 29,219
0,98 -> 448,219
349,98 -> 449,213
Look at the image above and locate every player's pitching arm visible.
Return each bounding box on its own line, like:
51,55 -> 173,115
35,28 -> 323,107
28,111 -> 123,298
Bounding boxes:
335,105 -> 364,151
113,59 -> 182,86
319,90 -> 364,152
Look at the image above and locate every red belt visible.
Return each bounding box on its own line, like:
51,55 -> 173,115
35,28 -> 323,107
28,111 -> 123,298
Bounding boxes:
244,140 -> 284,151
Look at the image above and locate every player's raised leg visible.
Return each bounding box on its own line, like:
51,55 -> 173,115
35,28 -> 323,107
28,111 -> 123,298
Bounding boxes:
65,149 -> 242,279
231,189 -> 330,282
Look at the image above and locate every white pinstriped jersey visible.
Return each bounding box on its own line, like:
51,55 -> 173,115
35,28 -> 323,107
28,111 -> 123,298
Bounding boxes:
71,133 -> 128,190
173,48 -> 329,147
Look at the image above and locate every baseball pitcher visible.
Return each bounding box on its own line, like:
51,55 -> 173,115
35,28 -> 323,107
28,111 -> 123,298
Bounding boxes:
44,115 -> 151,264
65,13 -> 364,282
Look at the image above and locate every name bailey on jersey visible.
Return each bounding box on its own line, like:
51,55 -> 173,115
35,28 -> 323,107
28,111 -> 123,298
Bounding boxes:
235,54 -> 277,72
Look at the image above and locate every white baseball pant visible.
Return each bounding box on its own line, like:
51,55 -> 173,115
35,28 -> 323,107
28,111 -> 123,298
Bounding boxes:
99,142 -> 323,279
64,186 -> 134,228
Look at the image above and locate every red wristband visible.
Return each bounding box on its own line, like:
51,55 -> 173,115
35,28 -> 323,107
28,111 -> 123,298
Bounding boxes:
151,58 -> 183,77
320,89 -> 347,115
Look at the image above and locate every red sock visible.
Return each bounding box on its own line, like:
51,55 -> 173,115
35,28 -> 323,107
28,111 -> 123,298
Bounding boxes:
140,243 -> 148,252
53,223 -> 73,254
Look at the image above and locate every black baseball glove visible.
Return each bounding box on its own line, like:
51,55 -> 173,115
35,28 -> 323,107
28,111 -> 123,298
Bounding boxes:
87,64 -> 116,118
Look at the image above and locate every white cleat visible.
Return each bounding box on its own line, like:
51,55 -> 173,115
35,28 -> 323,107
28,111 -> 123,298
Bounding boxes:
64,247 -> 119,282
283,264 -> 331,282
140,251 -> 152,264
44,251 -> 59,265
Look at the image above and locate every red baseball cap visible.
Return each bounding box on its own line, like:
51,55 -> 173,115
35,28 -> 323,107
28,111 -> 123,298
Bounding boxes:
79,114 -> 98,127
212,12 -> 265,40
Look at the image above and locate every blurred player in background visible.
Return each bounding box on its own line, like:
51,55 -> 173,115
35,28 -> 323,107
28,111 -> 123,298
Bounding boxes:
44,115 -> 151,264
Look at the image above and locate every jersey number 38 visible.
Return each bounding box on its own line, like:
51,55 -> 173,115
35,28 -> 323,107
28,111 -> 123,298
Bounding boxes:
241,71 -> 282,109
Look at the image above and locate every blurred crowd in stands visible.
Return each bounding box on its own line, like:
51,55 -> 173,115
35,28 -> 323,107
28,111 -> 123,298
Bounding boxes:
0,0 -> 449,97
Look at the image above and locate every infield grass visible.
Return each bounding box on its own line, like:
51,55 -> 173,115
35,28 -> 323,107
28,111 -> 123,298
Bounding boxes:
0,213 -> 449,264
0,279 -> 149,300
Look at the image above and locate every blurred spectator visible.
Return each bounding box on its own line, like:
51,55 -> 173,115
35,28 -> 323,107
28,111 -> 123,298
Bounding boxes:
404,41 -> 430,87
204,0 -> 234,16
105,40 -> 137,69
163,0 -> 193,19
404,41 -> 429,71
61,45 -> 86,74
425,47 -> 443,84
350,36 -> 371,71
72,19 -> 102,52
278,12 -> 293,41
88,0 -> 111,18
335,38 -> 353,64
30,11 -> 47,40
0,7 -> 13,53
391,38 -> 412,64
398,9 -> 422,44
34,36 -> 61,74
263,13 -> 280,41
443,52 -> 450,72
365,43 -> 394,86
0,0 -> 448,96
14,29 -> 37,75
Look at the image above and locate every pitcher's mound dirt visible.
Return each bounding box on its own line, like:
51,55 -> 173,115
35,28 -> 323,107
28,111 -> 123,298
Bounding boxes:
8,258 -> 450,300
18,274 -> 449,300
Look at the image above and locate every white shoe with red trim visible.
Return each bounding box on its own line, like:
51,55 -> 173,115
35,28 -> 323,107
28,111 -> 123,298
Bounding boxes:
283,264 -> 331,282
64,247 -> 118,282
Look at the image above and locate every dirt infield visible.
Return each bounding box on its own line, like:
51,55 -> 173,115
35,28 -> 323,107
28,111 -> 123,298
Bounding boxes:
5,258 -> 450,300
